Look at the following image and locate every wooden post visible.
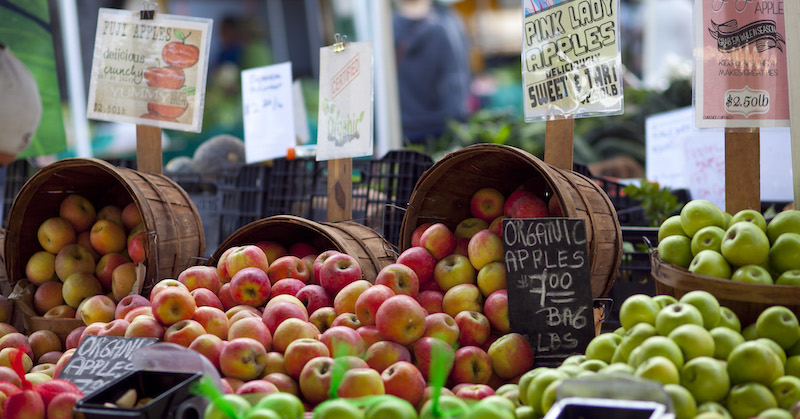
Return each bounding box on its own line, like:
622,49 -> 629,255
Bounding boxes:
327,158 -> 353,222
544,118 -> 574,170
136,125 -> 163,175
725,128 -> 760,213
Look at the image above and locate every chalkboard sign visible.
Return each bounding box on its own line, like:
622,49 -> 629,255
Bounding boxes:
59,335 -> 158,395
503,218 -> 595,367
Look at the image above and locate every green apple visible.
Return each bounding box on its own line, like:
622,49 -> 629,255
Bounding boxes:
724,212 -> 733,228
743,322 -> 759,340
721,221 -> 771,267
695,411 -> 728,419
653,295 -> 679,310
658,235 -> 693,268
579,359 -> 608,372
766,209 -> 800,244
679,290 -> 721,329
420,396 -> 469,419
757,306 -> 800,349
771,375 -> 800,410
664,383 -> 697,419
731,264 -> 773,284
691,226 -> 726,256
660,215 -> 688,241
630,335 -> 685,368
727,341 -> 784,385
776,270 -> 800,286
681,200 -> 727,237
525,369 -> 568,416
757,337 -> 788,365
613,326 -> 626,336
729,209 -> 767,232
517,367 -> 550,405
614,323 -> 657,364
710,326 -> 745,360
681,356 -> 730,403
655,302 -> 705,336
556,364 -> 583,378
786,355 -> 800,378
205,394 -> 252,419
246,409 -> 282,419
697,401 -> 732,419
480,395 -> 518,414
619,294 -> 660,330
757,408 -> 793,419
515,405 -> 535,419
769,233 -> 800,274
253,392 -> 305,419
717,307 -> 742,333
726,382 -> 778,419
689,250 -> 732,279
634,355 -> 680,385
468,400 -> 516,419
365,396 -> 420,419
495,384 -> 519,397
540,379 -> 564,415
668,323 -> 716,360
788,338 -> 800,357
560,355 -> 585,366
313,399 -> 364,419
599,362 -> 635,375
585,333 -> 622,364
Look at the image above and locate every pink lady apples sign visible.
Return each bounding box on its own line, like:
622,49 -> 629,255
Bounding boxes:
695,0 -> 788,128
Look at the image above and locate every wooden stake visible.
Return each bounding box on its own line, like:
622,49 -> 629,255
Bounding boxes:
544,118 -> 574,170
725,128 -> 760,212
327,158 -> 353,222
136,125 -> 163,175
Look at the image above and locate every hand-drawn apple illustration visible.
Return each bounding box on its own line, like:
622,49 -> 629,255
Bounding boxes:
143,64 -> 185,89
162,30 -> 200,68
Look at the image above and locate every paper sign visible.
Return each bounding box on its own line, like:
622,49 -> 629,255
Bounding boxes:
87,8 -> 212,132
293,80 -> 311,145
646,107 -> 794,210
59,335 -> 158,395
503,218 -> 595,367
316,41 -> 373,161
521,0 -> 624,122
242,62 -> 295,163
694,0 -> 789,128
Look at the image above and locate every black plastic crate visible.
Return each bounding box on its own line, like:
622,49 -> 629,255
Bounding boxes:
604,226 -> 659,331
0,160 -> 37,228
75,370 -> 205,419
264,150 -> 433,246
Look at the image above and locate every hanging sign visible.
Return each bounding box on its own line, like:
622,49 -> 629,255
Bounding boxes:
316,37 -> 373,161
503,218 -> 595,367
242,62 -> 296,163
87,8 -> 212,132
521,0 -> 624,122
694,0 -> 788,128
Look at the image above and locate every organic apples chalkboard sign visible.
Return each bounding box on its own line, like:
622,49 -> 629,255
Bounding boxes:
59,335 -> 158,395
502,218 -> 595,367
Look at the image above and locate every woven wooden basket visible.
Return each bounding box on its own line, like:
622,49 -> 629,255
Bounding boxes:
400,144 -> 623,299
208,215 -> 397,283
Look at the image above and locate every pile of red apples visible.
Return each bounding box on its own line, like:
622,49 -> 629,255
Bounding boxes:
0,186 -> 558,415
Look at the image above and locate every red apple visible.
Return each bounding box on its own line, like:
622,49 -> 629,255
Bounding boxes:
423,312 -> 460,348
229,267 -> 271,307
271,278 -> 306,298
4,390 -> 44,419
320,325 -> 366,357
288,243 -> 317,259
219,337 -> 268,381
38,351 -> 63,365
121,203 -> 142,231
376,295 -> 427,345
59,194 -> 96,233
236,379 -> 279,396
284,338 -> 330,379
456,384 -> 495,400
365,341 -> 412,373
419,223 -> 457,261
191,288 -> 223,310
309,307 -> 337,333
355,284 -> 395,326
228,316 -> 272,351
188,333 -> 225,370
216,247 -> 237,284
319,253 -> 363,296
416,290 -> 444,315
33,282 -> 64,316
468,229 -> 504,271
411,223 -> 434,247
47,392 -> 82,419
114,294 -> 150,320
218,283 -> 236,311
262,300 -> 308,334
298,356 -> 335,404
97,319 -> 130,337
178,265 -> 222,294
271,318 -> 319,353
0,333 -> 32,359
192,306 -> 229,339
382,361 -> 427,406
256,241 -> 288,266
376,263 -> 420,297
504,189 -> 549,218
125,315 -> 165,339
488,215 -> 508,238
357,325 -> 383,348
487,333 -> 534,379
224,245 -> 270,280
65,327 -> 85,351
471,188 -> 506,222
484,290 -> 510,333
548,195 -> 564,216
455,310 -> 492,347
127,232 -> 146,264
268,256 -> 310,284
332,313 -> 362,330
148,279 -> 188,303
151,286 -> 197,326
296,285 -> 332,314
164,319 -> 206,347
413,336 -> 455,381
94,253 -> 129,291
262,372 -> 299,395
451,345 -> 492,385
397,246 -> 436,285
313,250 -> 338,285
122,306 -> 153,323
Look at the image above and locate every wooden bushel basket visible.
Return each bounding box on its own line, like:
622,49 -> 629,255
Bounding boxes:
5,158 -> 205,339
208,215 -> 397,283
400,144 -> 623,300
651,251 -> 800,327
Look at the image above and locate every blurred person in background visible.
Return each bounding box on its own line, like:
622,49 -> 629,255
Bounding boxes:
394,0 -> 471,145
0,44 -> 39,166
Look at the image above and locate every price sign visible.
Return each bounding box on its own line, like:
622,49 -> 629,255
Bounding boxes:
503,218 -> 595,367
59,335 -> 157,395
242,62 -> 295,163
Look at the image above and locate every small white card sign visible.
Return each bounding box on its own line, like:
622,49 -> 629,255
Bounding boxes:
87,8 -> 212,132
646,107 -> 793,210
316,40 -> 373,161
242,62 -> 295,163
